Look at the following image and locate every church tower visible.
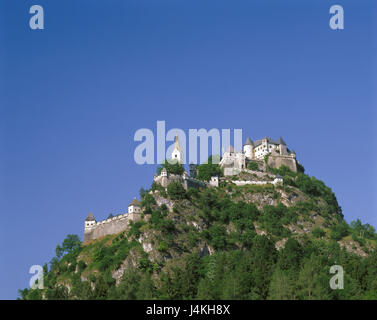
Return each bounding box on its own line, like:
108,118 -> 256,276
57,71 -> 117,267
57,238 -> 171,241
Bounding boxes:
171,135 -> 184,164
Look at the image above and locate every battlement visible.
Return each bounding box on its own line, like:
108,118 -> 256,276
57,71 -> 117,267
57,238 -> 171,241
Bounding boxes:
83,198 -> 142,243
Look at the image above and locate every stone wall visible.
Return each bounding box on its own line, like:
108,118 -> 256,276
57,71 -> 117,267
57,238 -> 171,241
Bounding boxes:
267,154 -> 297,172
84,215 -> 131,243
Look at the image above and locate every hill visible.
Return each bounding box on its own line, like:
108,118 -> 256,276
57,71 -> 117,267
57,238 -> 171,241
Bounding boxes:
19,164 -> 377,300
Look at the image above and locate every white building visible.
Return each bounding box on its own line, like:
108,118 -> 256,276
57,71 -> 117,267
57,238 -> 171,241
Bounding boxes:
244,136 -> 289,160
128,198 -> 141,214
171,135 -> 184,164
221,136 -> 296,176
219,145 -> 246,176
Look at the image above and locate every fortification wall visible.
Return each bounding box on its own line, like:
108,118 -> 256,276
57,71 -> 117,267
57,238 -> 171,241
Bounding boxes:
84,216 -> 130,243
268,155 -> 297,172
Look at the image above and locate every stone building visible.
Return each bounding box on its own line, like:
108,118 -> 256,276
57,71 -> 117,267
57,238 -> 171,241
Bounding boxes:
220,136 -> 298,175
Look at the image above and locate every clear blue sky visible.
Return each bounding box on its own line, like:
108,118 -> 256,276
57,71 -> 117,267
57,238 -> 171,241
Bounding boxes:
0,0 -> 376,299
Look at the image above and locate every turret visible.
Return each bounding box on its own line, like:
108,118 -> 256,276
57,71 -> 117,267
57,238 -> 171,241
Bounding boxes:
161,167 -> 168,177
278,136 -> 288,155
243,137 -> 254,159
128,198 -> 141,214
85,212 -> 96,229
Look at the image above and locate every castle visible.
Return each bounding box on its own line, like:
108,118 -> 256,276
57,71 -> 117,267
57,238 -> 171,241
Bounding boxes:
83,135 -> 297,243
153,136 -> 211,189
84,198 -> 142,243
220,136 -> 297,176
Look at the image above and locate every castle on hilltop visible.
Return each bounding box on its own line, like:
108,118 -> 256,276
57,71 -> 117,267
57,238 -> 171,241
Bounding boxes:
220,136 -> 297,176
83,135 -> 297,243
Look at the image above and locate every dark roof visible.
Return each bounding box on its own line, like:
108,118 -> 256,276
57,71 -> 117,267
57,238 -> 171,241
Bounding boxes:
129,198 -> 141,207
244,137 -> 254,146
278,137 -> 287,146
107,213 -> 114,219
276,174 -> 283,179
253,137 -> 287,148
85,212 -> 95,221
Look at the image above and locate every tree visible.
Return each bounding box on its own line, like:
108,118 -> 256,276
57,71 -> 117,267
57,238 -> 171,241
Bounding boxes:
139,187 -> 147,199
116,268 -> 141,299
157,160 -> 184,175
277,238 -> 303,272
55,234 -> 81,259
330,221 -> 349,241
268,268 -> 295,300
167,182 -> 186,200
296,255 -> 330,300
136,273 -> 156,299
196,156 -> 222,181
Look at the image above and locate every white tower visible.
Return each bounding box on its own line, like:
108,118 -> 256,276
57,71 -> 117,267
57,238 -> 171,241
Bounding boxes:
171,135 -> 183,164
85,212 -> 96,229
243,137 -> 254,160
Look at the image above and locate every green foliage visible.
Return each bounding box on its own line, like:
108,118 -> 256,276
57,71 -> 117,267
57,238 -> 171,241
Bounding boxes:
350,219 -> 376,240
141,193 -> 156,210
55,234 -> 81,260
312,227 -> 326,239
157,160 -> 185,175
259,204 -> 293,238
17,172 -> 377,301
196,156 -> 222,181
207,224 -> 227,250
330,221 -> 350,241
247,162 -> 259,171
167,181 -> 187,200
271,166 -> 342,216
157,241 -> 169,253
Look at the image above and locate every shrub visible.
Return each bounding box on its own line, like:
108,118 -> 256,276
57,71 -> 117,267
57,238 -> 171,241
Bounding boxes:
167,182 -> 187,200
312,227 -> 326,238
247,162 -> 259,171
157,160 -> 185,175
330,221 -> 350,241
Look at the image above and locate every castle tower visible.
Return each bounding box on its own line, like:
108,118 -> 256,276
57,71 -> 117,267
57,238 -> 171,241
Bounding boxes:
278,137 -> 288,155
243,137 -> 254,160
171,135 -> 184,164
85,212 -> 96,229
128,198 -> 141,222
128,198 -> 141,214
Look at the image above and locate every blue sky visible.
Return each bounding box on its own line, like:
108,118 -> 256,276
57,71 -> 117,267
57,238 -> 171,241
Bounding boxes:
0,0 -> 376,299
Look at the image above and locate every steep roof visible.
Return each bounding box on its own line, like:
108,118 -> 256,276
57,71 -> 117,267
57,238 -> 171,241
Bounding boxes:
244,137 -> 254,146
278,136 -> 287,146
252,137 -> 287,148
173,135 -> 182,152
85,212 -> 95,221
129,198 -> 141,207
227,145 -> 235,153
